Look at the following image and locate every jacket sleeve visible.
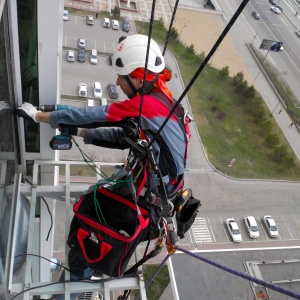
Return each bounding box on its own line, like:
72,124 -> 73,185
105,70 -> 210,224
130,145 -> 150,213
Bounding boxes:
84,127 -> 130,149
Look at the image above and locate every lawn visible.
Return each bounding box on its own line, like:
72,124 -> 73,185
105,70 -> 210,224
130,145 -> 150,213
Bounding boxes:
136,20 -> 300,180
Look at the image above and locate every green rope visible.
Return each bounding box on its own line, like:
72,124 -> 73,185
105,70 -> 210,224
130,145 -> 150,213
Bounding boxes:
93,185 -> 106,224
73,138 -> 137,184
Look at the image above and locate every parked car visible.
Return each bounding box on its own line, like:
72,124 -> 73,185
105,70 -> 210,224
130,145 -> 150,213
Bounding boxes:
270,41 -> 283,51
122,18 -> 130,32
263,215 -> 278,237
107,83 -> 119,99
252,11 -> 260,20
103,18 -> 110,28
78,83 -> 87,98
270,6 -> 281,14
295,29 -> 300,37
90,49 -> 98,64
243,216 -> 259,239
78,38 -> 86,48
63,10 -> 69,21
86,15 -> 94,25
226,218 -> 242,243
275,5 -> 283,12
269,0 -> 277,5
86,99 -> 95,107
67,50 -> 75,62
78,49 -> 85,62
93,82 -> 102,98
112,20 -> 119,30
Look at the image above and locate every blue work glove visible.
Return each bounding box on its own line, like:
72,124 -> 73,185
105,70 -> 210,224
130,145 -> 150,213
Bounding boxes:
16,102 -> 40,122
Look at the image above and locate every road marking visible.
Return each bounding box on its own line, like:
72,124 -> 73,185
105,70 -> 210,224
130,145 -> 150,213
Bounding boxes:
221,217 -> 230,242
191,217 -> 212,243
287,227 -> 294,239
207,217 -> 216,242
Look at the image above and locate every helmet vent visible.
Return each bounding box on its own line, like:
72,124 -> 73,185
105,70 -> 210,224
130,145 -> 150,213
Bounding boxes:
115,58 -> 124,67
155,56 -> 162,66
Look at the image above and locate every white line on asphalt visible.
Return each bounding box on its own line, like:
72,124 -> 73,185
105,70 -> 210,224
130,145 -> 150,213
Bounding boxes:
258,216 -> 269,240
220,217 -> 230,242
287,227 -> 294,239
207,217 -> 216,242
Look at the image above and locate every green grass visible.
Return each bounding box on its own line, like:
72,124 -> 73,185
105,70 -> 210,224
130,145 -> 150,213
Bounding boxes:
136,21 -> 300,180
130,265 -> 170,300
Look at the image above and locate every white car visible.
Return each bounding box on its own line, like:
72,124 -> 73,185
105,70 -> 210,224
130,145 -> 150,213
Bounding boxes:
103,18 -> 110,28
63,10 -> 69,21
226,218 -> 242,243
270,6 -> 281,14
244,216 -> 259,239
93,82 -> 102,98
67,50 -> 75,62
112,20 -> 119,30
263,215 -> 278,237
78,83 -> 87,98
296,30 -> 300,38
78,38 -> 86,48
90,49 -> 98,65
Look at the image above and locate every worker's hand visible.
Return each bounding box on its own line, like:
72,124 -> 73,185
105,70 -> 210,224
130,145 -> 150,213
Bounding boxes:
16,102 -> 40,122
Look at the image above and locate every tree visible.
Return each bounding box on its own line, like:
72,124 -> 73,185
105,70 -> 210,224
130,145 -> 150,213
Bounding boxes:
236,79 -> 248,94
241,85 -> 256,102
170,27 -> 179,39
264,133 -> 280,148
219,66 -> 230,79
232,71 -> 245,87
111,6 -> 120,17
187,44 -> 195,55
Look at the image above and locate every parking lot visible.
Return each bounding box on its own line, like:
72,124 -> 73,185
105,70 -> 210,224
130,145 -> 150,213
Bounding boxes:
61,14 -> 130,101
189,212 -> 300,246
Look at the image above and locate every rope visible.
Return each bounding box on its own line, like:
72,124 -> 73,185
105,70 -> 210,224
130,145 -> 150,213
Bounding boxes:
134,254 -> 170,300
176,246 -> 300,300
149,0 -> 250,148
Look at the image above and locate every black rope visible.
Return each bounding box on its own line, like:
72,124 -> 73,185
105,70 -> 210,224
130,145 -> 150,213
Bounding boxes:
148,0 -> 250,148
162,0 -> 180,56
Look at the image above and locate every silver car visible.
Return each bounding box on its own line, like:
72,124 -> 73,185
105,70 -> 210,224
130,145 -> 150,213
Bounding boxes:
263,215 -> 278,237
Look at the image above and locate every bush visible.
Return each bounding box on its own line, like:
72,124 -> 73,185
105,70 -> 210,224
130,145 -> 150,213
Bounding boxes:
232,71 -> 245,87
241,85 -> 256,103
264,133 -> 280,147
111,6 -> 120,16
170,27 -> 179,39
187,44 -> 195,55
219,66 -> 230,79
236,79 -> 248,94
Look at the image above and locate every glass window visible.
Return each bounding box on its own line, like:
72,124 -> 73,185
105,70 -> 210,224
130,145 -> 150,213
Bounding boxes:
17,0 -> 40,152
0,3 -> 19,299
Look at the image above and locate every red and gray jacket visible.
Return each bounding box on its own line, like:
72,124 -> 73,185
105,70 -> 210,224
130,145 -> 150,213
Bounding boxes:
50,91 -> 188,194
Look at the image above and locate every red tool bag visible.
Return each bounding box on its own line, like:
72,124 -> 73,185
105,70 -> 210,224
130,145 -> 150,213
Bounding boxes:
67,185 -> 151,278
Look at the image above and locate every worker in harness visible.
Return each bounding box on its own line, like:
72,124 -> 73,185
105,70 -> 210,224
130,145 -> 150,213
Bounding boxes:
16,34 -> 194,299
17,34 -> 187,197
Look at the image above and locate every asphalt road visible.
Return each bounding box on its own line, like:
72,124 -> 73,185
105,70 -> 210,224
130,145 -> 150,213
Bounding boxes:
221,0 -> 300,101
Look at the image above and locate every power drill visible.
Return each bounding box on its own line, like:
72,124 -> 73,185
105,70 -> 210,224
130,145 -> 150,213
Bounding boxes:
39,104 -> 74,150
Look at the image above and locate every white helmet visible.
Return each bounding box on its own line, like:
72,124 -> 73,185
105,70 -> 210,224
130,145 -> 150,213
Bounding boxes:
113,34 -> 165,76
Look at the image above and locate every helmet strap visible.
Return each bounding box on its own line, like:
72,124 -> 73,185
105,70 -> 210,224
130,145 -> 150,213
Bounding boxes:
125,74 -> 160,96
124,75 -> 139,96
